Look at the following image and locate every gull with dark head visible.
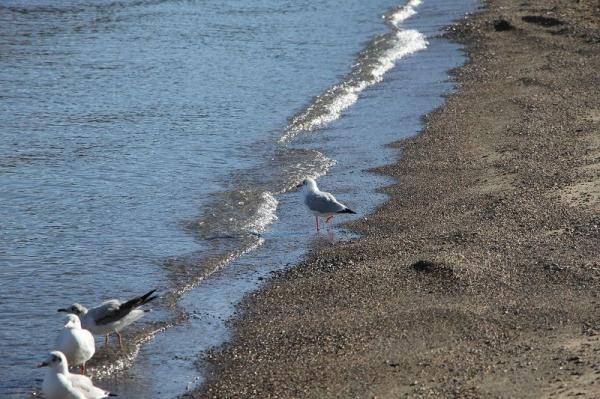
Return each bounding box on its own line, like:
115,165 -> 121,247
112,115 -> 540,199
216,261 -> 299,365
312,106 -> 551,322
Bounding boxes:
298,177 -> 356,234
38,351 -> 115,399
57,314 -> 95,375
58,288 -> 159,349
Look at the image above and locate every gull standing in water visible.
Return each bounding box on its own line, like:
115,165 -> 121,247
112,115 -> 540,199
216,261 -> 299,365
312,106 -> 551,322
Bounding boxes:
39,351 -> 115,399
298,177 -> 356,236
57,315 -> 95,375
58,288 -> 159,349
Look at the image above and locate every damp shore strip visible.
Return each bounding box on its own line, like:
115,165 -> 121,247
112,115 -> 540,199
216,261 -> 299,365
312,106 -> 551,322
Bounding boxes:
186,0 -> 600,397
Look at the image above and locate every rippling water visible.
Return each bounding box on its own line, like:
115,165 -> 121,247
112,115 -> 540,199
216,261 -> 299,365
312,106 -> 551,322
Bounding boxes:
0,0 -> 478,396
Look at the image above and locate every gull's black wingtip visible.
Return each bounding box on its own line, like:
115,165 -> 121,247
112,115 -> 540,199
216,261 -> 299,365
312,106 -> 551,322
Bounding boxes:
121,288 -> 160,311
141,288 -> 158,298
145,294 -> 160,304
139,289 -> 159,305
338,208 -> 356,214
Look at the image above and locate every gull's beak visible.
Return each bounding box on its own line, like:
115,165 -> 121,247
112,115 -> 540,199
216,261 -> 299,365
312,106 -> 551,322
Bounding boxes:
57,308 -> 67,313
37,361 -> 48,368
296,183 -> 302,189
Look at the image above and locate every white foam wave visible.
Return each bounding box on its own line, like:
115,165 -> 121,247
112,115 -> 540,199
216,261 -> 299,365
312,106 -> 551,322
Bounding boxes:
279,28 -> 428,143
244,191 -> 278,233
305,87 -> 361,132
373,29 -> 428,79
389,0 -> 422,27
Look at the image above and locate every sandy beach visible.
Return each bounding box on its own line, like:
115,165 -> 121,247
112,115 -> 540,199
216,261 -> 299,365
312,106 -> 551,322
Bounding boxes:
187,0 -> 600,397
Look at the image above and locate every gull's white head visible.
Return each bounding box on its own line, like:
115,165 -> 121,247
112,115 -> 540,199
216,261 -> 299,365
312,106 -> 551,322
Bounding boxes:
63,314 -> 82,329
38,351 -> 69,373
57,303 -> 87,316
298,177 -> 318,192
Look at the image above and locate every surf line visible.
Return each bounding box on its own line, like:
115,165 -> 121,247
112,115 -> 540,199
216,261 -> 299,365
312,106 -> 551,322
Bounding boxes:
279,0 -> 427,144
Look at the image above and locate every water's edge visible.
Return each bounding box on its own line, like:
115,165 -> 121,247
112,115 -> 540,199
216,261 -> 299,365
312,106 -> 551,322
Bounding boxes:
180,1 -> 481,397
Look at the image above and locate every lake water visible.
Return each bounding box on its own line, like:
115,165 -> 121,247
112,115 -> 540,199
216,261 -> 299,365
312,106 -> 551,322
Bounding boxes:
0,0 -> 478,396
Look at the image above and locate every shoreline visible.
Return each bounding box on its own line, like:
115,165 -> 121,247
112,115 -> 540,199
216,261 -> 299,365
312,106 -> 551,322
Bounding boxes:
188,0 -> 600,397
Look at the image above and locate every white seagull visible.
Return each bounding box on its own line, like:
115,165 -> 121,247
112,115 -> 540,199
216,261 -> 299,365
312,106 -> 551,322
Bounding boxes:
57,314 -> 95,375
39,351 -> 115,399
298,177 -> 356,233
58,289 -> 158,349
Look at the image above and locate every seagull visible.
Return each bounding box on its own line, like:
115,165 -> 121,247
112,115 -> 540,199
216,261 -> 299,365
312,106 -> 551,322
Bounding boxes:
298,177 -> 356,233
57,314 -> 95,375
39,351 -> 115,399
58,289 -> 158,349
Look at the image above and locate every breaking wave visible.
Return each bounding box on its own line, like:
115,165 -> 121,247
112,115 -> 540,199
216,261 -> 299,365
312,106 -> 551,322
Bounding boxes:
279,0 -> 427,143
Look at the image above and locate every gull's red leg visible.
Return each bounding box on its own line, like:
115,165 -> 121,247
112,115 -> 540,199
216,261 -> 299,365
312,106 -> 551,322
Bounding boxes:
315,216 -> 320,232
326,216 -> 335,240
117,332 -> 124,350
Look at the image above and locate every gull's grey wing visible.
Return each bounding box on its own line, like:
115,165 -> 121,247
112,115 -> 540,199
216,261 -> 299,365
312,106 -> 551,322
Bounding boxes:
56,374 -> 88,399
93,289 -> 158,326
70,374 -> 111,399
305,191 -> 346,214
65,385 -> 88,399
88,300 -> 122,326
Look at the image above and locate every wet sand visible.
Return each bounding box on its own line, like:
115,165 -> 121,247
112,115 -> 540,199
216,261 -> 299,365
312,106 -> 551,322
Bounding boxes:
188,0 -> 600,397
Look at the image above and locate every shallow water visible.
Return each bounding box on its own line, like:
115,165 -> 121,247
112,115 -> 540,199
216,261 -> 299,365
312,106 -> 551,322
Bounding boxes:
0,0 -> 478,396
